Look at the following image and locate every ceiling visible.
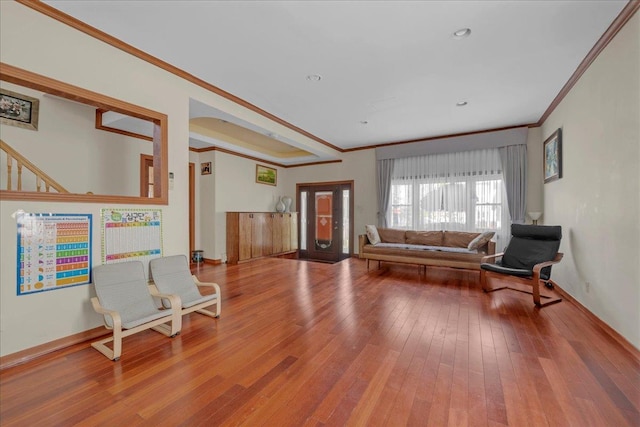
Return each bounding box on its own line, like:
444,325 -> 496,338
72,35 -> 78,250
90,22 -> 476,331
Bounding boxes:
44,0 -> 628,165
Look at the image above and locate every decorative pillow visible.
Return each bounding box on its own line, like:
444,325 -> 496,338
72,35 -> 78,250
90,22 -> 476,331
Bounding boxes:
468,231 -> 495,250
365,225 -> 381,245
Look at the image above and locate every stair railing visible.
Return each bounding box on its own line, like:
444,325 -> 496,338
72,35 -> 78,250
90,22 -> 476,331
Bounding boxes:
1,139 -> 69,193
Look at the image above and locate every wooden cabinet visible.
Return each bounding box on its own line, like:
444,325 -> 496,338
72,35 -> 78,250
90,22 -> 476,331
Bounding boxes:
226,212 -> 298,264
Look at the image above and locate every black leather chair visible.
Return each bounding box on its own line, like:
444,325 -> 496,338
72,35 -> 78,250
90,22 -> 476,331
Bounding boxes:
480,224 -> 563,307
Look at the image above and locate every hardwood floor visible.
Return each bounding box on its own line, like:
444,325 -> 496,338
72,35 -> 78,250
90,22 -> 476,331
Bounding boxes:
1,258 -> 638,426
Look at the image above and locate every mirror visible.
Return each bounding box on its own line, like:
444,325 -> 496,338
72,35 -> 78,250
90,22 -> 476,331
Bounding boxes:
0,62 -> 168,205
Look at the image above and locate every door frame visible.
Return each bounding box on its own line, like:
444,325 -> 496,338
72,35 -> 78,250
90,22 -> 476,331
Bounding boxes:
189,162 -> 195,258
140,154 -> 154,197
296,180 -> 354,261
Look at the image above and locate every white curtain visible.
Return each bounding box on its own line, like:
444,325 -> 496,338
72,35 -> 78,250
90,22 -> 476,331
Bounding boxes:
388,148 -> 511,251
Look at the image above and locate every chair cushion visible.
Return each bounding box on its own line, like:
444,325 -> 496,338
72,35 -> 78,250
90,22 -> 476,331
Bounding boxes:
183,293 -> 218,309
481,262 -> 533,278
481,260 -> 552,281
93,261 -> 168,329
502,225 -> 561,271
150,255 -> 205,308
511,224 -> 562,240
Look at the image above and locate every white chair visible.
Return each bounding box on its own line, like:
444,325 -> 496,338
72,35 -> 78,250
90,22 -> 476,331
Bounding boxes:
149,255 -> 221,319
90,261 -> 182,361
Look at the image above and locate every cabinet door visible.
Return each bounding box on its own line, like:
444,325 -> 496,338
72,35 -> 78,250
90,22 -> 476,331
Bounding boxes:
281,214 -> 292,252
251,213 -> 265,258
272,214 -> 284,254
262,214 -> 274,256
239,213 -> 253,261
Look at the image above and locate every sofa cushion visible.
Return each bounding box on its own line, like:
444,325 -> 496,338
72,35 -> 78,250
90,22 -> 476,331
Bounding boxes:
468,231 -> 495,250
365,225 -> 381,245
375,243 -> 477,254
442,231 -> 479,248
362,243 -> 485,263
406,230 -> 443,246
377,228 -> 407,244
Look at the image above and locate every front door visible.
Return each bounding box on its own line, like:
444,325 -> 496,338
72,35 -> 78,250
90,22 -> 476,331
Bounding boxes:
297,182 -> 353,262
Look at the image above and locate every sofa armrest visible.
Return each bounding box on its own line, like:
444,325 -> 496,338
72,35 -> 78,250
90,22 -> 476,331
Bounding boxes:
481,252 -> 504,264
358,234 -> 369,257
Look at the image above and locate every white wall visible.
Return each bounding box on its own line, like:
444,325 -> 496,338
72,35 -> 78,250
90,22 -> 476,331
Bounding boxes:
525,126 -> 544,219
197,150 -> 216,260
541,12 -> 639,349
188,150 -> 202,252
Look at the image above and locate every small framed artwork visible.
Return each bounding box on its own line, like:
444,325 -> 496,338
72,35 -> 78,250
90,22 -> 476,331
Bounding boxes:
544,128 -> 562,183
201,162 -> 212,175
0,89 -> 39,131
256,164 -> 277,186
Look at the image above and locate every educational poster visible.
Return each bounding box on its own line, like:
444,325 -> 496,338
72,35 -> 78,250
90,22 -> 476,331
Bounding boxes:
17,213 -> 92,295
101,209 -> 163,273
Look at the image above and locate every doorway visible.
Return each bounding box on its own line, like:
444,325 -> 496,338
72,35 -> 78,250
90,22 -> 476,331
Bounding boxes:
297,181 -> 353,263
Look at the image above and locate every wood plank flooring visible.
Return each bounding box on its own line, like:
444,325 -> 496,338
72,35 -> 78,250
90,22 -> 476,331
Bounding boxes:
1,258 -> 638,426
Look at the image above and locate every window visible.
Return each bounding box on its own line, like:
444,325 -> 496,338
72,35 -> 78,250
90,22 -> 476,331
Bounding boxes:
388,149 -> 511,250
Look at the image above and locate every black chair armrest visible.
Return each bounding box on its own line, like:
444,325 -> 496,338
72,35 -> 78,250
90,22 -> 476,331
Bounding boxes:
532,253 -> 563,277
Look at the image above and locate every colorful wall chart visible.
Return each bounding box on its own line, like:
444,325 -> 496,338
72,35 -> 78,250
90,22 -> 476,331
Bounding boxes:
101,209 -> 163,274
17,213 -> 92,295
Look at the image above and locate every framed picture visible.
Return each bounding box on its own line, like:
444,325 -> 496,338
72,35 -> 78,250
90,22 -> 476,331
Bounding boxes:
0,89 -> 39,131
201,162 -> 212,175
256,164 -> 277,186
544,128 -> 562,183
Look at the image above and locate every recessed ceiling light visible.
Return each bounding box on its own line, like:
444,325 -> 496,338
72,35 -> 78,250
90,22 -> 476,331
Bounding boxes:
360,120 -> 369,125
456,101 -> 468,107
453,28 -> 471,39
306,74 -> 322,82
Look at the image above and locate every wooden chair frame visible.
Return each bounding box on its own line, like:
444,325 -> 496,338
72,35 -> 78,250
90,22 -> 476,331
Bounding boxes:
480,252 -> 564,307
90,292 -> 182,361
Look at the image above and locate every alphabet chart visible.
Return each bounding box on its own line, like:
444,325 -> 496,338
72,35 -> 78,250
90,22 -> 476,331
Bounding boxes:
101,208 -> 163,274
17,213 -> 92,295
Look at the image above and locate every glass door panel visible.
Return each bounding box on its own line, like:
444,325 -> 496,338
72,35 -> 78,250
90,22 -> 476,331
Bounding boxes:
315,191 -> 333,249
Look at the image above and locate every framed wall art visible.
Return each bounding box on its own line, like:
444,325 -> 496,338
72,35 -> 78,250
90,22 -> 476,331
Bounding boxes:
544,128 -> 562,183
0,89 -> 39,131
256,164 -> 277,186
201,162 -> 212,175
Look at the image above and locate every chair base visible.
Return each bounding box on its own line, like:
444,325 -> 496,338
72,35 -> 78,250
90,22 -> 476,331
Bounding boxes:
91,321 -> 180,361
482,272 -> 562,307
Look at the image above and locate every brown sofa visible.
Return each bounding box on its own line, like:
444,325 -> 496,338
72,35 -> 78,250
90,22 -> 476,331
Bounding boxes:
359,227 -> 495,271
